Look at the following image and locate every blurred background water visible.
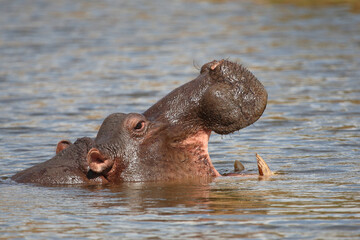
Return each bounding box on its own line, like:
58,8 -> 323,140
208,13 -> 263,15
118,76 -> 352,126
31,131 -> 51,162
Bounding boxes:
0,0 -> 359,239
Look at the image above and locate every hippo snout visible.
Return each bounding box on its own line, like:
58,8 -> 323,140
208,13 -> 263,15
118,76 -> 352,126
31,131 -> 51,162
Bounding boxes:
199,60 -> 268,134
144,59 -> 267,135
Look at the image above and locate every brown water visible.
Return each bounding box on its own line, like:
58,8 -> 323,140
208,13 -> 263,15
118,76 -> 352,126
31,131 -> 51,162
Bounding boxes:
0,0 -> 359,239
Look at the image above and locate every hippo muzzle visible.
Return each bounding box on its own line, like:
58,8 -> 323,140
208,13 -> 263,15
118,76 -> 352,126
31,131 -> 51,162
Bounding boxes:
144,59 -> 268,136
198,59 -> 268,134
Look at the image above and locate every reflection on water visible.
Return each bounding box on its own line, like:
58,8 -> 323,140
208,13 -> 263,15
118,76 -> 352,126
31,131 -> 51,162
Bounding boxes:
0,0 -> 359,239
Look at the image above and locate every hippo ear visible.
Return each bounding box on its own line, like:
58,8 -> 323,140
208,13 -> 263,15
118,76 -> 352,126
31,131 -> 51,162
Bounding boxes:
87,148 -> 114,173
56,140 -> 72,154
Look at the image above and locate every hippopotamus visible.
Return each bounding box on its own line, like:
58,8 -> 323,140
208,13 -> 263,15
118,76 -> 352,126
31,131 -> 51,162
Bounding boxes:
11,59 -> 268,185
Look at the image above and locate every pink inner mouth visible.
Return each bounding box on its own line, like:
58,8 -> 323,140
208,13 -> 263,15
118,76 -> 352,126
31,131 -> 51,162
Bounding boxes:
179,129 -> 221,178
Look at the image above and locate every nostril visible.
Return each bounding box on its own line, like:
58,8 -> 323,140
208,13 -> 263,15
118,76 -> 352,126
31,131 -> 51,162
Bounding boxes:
210,60 -> 224,70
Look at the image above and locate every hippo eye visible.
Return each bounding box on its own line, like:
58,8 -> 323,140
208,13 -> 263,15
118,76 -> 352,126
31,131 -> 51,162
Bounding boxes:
134,121 -> 145,131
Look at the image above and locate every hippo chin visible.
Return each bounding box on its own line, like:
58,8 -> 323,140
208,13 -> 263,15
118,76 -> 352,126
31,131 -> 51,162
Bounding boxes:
11,59 -> 268,185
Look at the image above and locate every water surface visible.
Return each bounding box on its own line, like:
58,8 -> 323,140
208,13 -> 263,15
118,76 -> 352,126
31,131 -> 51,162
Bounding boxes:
0,0 -> 359,239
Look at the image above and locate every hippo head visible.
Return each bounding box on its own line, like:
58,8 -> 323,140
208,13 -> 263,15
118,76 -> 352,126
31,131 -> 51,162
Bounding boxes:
86,112 -> 167,182
87,60 -> 267,182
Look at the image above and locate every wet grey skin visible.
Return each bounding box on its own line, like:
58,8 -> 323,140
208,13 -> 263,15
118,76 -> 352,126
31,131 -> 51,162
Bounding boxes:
11,59 -> 268,185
